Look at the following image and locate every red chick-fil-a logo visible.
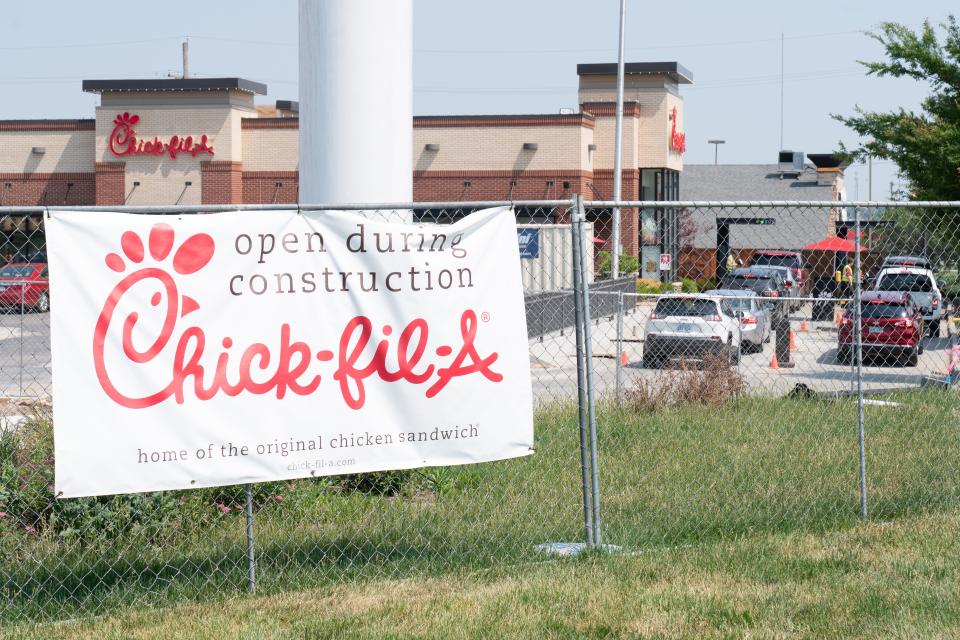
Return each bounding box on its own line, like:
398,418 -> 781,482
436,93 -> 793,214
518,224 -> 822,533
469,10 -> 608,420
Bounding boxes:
669,106 -> 686,154
92,223 -> 503,411
108,112 -> 215,159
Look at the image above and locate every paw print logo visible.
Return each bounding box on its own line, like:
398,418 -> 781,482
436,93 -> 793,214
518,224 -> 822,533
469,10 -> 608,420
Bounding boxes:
104,223 -> 214,318
113,112 -> 140,127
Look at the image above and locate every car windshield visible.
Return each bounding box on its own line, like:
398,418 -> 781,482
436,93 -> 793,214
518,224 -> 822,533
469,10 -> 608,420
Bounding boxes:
0,266 -> 35,278
752,255 -> 799,268
707,292 -> 754,311
861,302 -> 909,318
654,298 -> 719,317
876,273 -> 932,292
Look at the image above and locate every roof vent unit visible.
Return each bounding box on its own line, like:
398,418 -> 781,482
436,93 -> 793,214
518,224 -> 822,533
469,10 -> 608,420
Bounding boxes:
778,150 -> 804,179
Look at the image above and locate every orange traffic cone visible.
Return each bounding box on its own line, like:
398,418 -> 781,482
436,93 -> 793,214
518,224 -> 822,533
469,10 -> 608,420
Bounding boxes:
800,319 -> 809,333
621,351 -> 628,366
790,329 -> 797,352
769,352 -> 779,369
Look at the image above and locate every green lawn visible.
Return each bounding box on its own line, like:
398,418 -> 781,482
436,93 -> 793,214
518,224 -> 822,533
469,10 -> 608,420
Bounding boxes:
14,510 -> 960,639
2,390 -> 958,626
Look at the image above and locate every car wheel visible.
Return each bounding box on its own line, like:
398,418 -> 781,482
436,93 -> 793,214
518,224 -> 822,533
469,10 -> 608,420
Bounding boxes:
837,346 -> 850,364
931,321 -> 942,338
906,347 -> 919,367
727,336 -> 740,365
35,292 -> 49,314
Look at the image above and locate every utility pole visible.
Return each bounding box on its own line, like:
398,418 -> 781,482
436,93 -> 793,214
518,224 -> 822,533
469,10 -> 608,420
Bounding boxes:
611,0 -> 626,279
779,32 -> 784,150
182,39 -> 189,79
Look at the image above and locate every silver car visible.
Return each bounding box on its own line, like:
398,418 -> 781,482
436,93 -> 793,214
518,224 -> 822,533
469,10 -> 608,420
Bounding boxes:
705,289 -> 771,353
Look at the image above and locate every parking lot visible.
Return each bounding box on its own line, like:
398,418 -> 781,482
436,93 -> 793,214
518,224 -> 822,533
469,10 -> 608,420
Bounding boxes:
530,296 -> 957,404
1,299 -> 955,404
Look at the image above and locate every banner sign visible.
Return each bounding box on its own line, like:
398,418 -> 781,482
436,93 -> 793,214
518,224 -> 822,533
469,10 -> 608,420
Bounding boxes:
48,208 -> 534,498
517,228 -> 539,259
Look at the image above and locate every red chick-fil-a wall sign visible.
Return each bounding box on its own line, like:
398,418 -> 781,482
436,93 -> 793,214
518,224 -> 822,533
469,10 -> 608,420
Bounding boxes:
669,106 -> 686,155
108,112 -> 215,160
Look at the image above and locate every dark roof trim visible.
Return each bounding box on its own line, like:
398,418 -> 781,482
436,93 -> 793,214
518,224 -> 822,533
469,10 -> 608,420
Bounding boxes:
807,153 -> 850,170
576,62 -> 693,84
0,119 -> 95,131
82,78 -> 268,95
275,100 -> 299,112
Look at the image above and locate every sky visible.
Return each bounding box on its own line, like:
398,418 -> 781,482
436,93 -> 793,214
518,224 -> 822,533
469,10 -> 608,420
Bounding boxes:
1,0 -> 955,199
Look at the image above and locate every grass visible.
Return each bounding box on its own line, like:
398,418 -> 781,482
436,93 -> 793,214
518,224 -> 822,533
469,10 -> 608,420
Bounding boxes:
12,510 -> 960,639
2,389 -> 959,626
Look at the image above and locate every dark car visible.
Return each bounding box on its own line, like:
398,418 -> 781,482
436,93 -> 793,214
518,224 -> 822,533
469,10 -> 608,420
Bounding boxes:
0,263 -> 49,313
837,291 -> 923,366
750,250 -> 807,294
719,267 -> 787,317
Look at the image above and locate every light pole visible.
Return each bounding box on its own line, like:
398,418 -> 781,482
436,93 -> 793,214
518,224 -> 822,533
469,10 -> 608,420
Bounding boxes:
611,0 -> 626,279
708,139 -> 725,165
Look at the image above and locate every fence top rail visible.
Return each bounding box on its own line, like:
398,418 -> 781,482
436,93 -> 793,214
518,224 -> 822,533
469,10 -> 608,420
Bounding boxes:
0,200 -> 575,215
1,199 -> 959,215
584,200 -> 960,209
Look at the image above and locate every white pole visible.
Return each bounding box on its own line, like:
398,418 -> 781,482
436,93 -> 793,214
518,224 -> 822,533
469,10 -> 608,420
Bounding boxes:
298,0 -> 413,204
611,0 -> 626,279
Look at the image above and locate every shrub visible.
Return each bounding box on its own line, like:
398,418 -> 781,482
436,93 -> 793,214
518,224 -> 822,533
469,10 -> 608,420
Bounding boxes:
680,277 -> 699,293
636,278 -> 663,294
626,353 -> 745,412
598,250 -> 641,278
337,471 -> 414,496
696,277 -> 717,292
0,412 -> 181,544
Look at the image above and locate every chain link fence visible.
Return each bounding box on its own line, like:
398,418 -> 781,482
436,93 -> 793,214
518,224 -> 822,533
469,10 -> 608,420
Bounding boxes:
0,199 -> 958,624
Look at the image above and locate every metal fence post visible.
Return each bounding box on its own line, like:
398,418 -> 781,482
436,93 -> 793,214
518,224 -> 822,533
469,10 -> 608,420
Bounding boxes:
19,285 -> 24,396
853,206 -> 868,519
245,484 -> 257,593
576,195 -> 602,546
615,290 -> 624,405
570,198 -> 594,548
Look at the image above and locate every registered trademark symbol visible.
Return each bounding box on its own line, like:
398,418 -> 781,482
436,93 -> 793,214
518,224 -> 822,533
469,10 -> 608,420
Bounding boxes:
480,312 -> 491,322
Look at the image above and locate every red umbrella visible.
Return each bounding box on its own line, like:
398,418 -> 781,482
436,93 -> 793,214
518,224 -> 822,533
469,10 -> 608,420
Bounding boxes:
803,236 -> 868,252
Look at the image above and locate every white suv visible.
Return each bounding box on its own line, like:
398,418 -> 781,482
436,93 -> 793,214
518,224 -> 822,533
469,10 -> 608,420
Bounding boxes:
643,294 -> 742,368
872,266 -> 943,337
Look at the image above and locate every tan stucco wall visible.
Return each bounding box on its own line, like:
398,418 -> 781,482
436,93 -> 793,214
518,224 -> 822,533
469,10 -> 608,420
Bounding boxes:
95,92 -> 255,204
580,74 -> 685,170
0,130 -> 95,173
413,125 -> 591,172
589,115 -> 638,170
242,127 -> 298,172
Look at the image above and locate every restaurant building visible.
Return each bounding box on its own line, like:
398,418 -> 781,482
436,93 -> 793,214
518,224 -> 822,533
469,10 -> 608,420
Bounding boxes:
0,62 -> 693,276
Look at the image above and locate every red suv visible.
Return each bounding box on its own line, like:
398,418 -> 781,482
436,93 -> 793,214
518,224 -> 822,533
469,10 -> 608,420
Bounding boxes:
837,291 -> 923,366
0,263 -> 49,313
750,251 -> 806,294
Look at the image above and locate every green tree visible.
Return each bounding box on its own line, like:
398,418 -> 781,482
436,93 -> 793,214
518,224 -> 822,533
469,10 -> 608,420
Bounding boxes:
836,17 -> 960,201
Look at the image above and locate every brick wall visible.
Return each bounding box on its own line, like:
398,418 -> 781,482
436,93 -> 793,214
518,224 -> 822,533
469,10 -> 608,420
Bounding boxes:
0,172 -> 95,206
242,171 -> 298,204
588,169 -> 640,258
201,161 -> 243,205
95,162 -> 125,205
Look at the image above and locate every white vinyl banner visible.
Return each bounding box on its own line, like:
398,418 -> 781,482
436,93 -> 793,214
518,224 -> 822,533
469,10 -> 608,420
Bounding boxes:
47,207 -> 534,498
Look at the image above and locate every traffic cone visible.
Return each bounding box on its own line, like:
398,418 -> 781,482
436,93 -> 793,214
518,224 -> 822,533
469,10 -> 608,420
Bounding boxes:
769,352 -> 779,369
800,319 -> 809,332
790,329 -> 797,352
621,351 -> 628,366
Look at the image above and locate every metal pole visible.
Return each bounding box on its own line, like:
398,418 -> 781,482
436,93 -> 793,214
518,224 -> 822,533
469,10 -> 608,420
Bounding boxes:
19,286 -> 24,396
577,196 -> 603,546
570,198 -> 594,547
615,290 -> 624,405
610,0 -> 626,280
245,483 -> 257,593
853,206 -> 867,519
